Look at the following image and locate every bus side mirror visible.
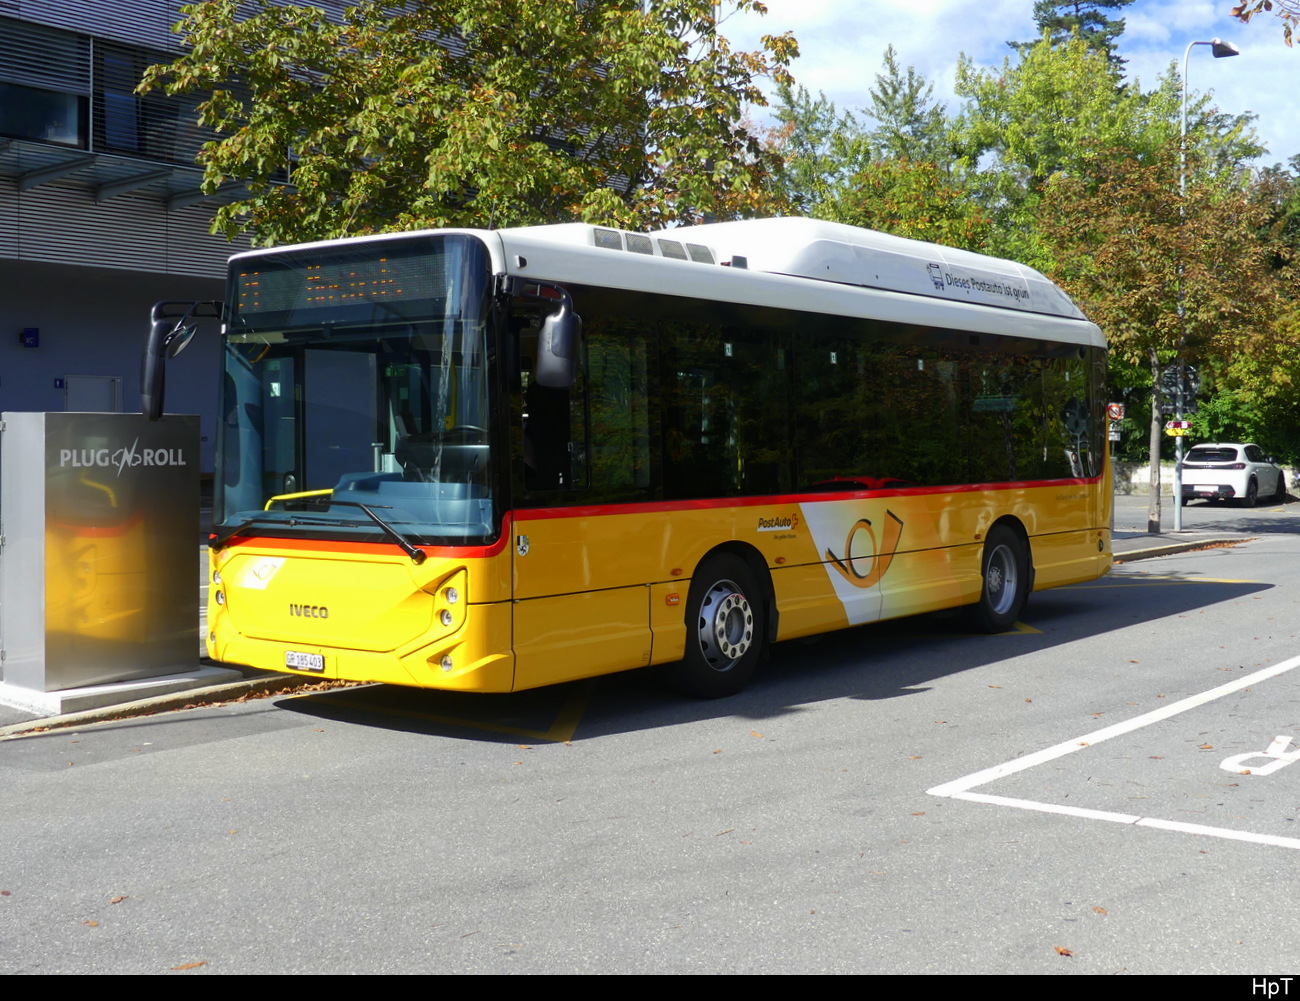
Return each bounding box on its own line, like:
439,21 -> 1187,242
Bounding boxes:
141,301 -> 218,421
141,315 -> 173,422
535,300 -> 581,389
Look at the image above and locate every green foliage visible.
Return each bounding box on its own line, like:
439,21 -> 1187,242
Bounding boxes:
1197,302 -> 1300,464
864,45 -> 951,163
765,80 -> 870,217
767,48 -> 977,247
1009,1 -> 1135,65
139,0 -> 798,244
1039,142 -> 1287,483
1041,143 -> 1277,368
950,36 -> 1262,264
828,159 -> 989,249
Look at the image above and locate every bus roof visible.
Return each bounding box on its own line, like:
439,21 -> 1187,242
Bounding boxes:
228,218 -> 1103,349
498,219 -> 1103,349
507,218 -> 1084,322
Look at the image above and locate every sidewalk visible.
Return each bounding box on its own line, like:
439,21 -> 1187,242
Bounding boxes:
1110,526 -> 1251,563
0,529 -> 1243,738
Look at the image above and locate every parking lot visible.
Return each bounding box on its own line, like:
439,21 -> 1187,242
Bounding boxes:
3,493 -> 1299,974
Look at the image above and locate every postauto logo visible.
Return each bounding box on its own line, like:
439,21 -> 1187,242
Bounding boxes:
59,437 -> 187,477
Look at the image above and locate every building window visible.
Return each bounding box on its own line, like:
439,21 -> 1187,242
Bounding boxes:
0,80 -> 85,146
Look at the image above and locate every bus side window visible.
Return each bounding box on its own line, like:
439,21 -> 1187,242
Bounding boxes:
586,332 -> 652,496
518,316 -> 589,495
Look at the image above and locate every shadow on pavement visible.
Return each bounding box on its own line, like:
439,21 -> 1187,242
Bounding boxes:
278,568 -> 1271,744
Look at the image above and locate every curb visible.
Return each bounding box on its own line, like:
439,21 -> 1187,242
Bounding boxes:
0,671 -> 318,740
1112,537 -> 1249,564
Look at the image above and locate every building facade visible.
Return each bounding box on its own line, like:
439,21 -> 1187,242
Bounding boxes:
1,1 -> 254,473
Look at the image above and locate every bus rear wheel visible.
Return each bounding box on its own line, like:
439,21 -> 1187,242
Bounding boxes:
667,555 -> 764,698
969,526 -> 1028,633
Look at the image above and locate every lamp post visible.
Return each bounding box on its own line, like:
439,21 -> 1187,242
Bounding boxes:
1172,38 -> 1239,532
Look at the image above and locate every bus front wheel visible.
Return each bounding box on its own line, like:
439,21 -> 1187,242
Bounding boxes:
668,555 -> 765,698
970,527 -> 1028,633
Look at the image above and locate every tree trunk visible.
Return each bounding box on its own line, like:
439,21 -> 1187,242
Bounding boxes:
1147,349 -> 1162,534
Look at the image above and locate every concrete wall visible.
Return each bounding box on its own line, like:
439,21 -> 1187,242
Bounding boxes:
1114,460 -> 1297,496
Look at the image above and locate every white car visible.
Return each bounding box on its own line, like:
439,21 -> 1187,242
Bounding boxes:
1179,443 -> 1287,507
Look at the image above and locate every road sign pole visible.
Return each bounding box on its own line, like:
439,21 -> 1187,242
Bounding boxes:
1174,385 -> 1184,531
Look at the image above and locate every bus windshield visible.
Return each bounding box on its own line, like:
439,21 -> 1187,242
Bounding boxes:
214,233 -> 498,547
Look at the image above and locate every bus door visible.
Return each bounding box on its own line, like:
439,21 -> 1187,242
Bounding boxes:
508,319 -> 653,690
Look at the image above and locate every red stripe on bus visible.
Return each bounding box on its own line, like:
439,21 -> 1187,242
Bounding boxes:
212,514 -> 514,559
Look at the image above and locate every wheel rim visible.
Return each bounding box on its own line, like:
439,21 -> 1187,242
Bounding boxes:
697,579 -> 754,672
985,544 -> 1019,617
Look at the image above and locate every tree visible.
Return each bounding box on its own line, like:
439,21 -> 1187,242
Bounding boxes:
828,159 -> 989,249
139,0 -> 798,245
1010,1 -> 1135,64
1232,0 -> 1300,46
1039,144 -> 1281,530
766,48 -> 977,245
764,80 -> 869,217
864,45 -> 951,163
952,35 -> 1262,264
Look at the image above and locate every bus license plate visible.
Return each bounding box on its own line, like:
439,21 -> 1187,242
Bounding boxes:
285,651 -> 324,672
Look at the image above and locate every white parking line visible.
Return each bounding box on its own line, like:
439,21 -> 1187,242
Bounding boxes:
928,652 -> 1300,850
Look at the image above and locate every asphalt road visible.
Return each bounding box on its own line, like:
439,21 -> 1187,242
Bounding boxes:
3,501 -> 1300,974
1113,485 -> 1297,537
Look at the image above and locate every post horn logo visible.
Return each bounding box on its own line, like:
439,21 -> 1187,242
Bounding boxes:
826,511 -> 905,589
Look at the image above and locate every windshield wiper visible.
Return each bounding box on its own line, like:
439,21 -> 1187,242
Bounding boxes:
210,513 -> 342,551
348,501 -> 428,565
210,503 -> 427,564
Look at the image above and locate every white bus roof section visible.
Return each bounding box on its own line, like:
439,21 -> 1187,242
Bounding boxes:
498,219 -> 1103,350
655,218 -> 1084,321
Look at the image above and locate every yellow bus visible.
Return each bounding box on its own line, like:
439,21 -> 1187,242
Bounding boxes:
147,218 -> 1110,697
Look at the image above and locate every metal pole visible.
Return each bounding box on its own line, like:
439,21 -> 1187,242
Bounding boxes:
1174,38 -> 1239,532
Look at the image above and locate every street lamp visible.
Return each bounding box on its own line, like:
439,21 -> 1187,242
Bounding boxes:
1181,39 -> 1240,194
1172,38 -> 1240,532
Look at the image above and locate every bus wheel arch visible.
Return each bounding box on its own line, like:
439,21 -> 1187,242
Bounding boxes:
970,519 -> 1032,633
666,546 -> 772,698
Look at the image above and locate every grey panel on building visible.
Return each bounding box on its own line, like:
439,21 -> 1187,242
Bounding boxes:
13,0 -> 182,51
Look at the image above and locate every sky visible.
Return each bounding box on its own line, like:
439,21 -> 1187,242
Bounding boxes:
717,0 -> 1298,169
